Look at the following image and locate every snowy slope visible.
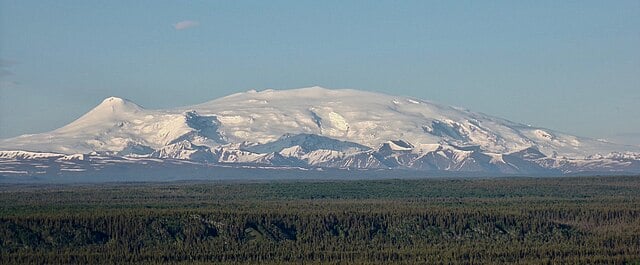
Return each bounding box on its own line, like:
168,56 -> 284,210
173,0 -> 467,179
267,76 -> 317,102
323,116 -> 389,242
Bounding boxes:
1,86 -> 639,177
2,86 -> 636,156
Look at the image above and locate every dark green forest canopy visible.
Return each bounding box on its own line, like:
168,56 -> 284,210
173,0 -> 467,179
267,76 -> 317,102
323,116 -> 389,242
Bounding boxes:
1,176 -> 639,264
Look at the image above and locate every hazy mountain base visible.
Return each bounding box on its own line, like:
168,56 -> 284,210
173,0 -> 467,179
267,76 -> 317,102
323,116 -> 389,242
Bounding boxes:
0,162 -> 498,184
2,152 -> 639,184
1,176 -> 639,264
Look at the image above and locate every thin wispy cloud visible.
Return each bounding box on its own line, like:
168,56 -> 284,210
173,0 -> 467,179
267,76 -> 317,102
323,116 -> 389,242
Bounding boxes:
0,69 -> 11,77
0,59 -> 20,89
0,59 -> 16,77
173,20 -> 199,30
0,80 -> 19,90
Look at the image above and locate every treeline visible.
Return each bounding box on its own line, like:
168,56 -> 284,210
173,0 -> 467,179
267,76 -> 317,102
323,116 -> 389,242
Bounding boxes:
1,176 -> 640,264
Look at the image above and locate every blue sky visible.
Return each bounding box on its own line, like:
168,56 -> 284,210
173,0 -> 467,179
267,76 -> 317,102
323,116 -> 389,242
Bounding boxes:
0,1 -> 639,144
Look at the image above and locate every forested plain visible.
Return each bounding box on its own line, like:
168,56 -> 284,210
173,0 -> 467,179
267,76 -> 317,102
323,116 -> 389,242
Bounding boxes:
1,176 -> 639,264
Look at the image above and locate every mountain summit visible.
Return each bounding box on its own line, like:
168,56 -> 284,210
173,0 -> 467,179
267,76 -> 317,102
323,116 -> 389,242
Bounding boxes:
1,86 -> 639,178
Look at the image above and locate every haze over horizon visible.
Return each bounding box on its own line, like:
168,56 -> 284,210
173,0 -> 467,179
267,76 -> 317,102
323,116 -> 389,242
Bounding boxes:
0,1 -> 638,145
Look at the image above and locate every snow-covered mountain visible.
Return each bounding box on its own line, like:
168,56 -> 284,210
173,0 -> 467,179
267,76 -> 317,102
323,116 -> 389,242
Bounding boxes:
1,86 -> 639,180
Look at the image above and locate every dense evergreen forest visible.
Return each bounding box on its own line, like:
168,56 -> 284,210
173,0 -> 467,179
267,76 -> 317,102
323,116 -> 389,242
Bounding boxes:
1,176 -> 639,264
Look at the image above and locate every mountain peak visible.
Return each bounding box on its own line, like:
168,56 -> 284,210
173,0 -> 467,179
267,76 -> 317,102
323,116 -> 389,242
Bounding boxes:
99,96 -> 138,106
232,86 -> 388,101
101,96 -> 127,104
51,96 -> 145,134
256,86 -> 339,95
300,85 -> 330,90
94,96 -> 143,113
